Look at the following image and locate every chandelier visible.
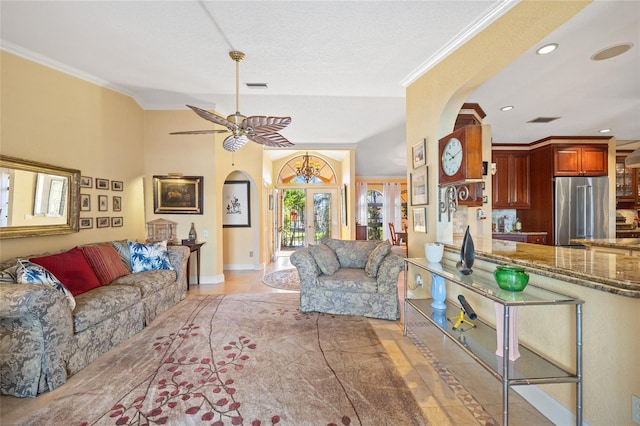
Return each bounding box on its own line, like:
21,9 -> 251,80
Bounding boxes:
295,153 -> 321,183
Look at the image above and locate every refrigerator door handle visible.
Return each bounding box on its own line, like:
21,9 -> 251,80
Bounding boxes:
586,185 -> 594,238
575,184 -> 589,239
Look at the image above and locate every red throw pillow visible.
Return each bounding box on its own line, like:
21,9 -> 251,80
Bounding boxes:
30,247 -> 102,296
80,243 -> 130,285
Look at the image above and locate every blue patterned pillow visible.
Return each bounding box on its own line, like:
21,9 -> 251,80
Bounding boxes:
16,260 -> 76,310
128,241 -> 174,273
308,244 -> 340,275
365,241 -> 391,278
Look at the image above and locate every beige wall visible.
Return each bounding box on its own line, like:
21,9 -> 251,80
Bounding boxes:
406,1 -> 591,256
404,1 -> 640,424
1,51 -> 146,258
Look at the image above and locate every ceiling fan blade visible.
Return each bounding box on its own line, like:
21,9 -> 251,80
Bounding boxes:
186,105 -> 233,128
243,116 -> 292,134
170,129 -> 229,135
249,133 -> 295,148
223,135 -> 249,152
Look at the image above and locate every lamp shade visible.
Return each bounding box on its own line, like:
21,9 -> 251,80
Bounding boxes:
626,147 -> 640,168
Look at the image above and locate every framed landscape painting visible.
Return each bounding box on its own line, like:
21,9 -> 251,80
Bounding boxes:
222,181 -> 250,227
153,175 -> 203,214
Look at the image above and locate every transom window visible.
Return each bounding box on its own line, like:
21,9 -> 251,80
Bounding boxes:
277,154 -> 336,184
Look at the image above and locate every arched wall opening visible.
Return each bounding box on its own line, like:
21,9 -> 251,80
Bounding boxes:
222,169 -> 261,271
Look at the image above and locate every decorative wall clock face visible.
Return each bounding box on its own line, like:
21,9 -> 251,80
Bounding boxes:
441,137 -> 463,176
438,125 -> 483,185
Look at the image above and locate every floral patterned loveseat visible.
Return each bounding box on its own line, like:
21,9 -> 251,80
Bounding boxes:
290,239 -> 402,320
0,241 -> 189,398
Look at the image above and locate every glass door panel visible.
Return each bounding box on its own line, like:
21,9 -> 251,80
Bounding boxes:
281,188 -> 306,249
305,189 -> 339,246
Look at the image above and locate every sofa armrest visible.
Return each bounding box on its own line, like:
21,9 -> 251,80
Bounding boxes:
167,245 -> 190,286
0,283 -> 74,396
290,248 -> 321,288
376,253 -> 403,294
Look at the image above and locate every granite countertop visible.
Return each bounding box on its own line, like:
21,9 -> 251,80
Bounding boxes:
441,237 -> 640,298
492,231 -> 548,236
571,238 -> 640,252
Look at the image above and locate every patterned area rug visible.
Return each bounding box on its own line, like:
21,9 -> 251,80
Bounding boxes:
7,294 -> 427,425
262,269 -> 300,291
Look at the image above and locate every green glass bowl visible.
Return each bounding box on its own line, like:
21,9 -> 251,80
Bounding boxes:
494,265 -> 529,292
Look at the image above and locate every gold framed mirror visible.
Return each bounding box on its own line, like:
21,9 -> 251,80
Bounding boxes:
0,155 -> 80,239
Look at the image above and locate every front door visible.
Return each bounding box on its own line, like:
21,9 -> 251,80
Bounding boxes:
305,188 -> 339,246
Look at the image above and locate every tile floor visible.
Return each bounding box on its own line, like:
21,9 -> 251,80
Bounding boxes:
189,253 -> 551,426
1,253 -> 552,425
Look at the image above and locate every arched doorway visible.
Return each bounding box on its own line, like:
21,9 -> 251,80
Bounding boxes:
276,153 -> 339,253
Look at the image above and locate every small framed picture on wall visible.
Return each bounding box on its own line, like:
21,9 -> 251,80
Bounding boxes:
96,178 -> 109,190
80,194 -> 91,211
113,196 -> 122,212
98,195 -> 108,211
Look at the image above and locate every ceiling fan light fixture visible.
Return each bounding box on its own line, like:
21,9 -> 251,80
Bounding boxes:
500,105 -> 514,111
536,43 -> 558,55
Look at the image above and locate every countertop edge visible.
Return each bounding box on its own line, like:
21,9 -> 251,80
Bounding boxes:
441,242 -> 640,299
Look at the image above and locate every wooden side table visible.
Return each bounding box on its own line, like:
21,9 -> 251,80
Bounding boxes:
182,242 -> 205,290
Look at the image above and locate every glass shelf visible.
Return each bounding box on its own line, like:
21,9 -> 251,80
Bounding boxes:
403,258 -> 583,425
405,258 -> 583,307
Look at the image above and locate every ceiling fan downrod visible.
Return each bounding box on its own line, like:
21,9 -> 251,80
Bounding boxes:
229,51 -> 245,118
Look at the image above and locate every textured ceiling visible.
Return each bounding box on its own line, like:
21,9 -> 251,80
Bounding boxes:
1,1 -> 638,177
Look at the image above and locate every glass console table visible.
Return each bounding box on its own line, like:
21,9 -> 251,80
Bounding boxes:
403,258 -> 584,425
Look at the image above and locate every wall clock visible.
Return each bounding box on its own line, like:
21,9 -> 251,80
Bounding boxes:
438,125 -> 483,185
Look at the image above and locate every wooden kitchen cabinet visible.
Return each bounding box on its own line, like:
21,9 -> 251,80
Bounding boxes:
492,151 -> 530,208
554,145 -> 608,176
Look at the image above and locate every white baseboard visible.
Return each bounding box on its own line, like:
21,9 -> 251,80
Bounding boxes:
514,385 -> 589,426
223,263 -> 264,271
192,274 -> 225,284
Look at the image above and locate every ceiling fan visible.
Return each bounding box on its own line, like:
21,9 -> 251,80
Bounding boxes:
171,51 -> 294,152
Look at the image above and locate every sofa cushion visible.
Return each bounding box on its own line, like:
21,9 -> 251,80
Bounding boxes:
16,259 -> 76,310
110,269 -> 177,297
308,244 -> 340,275
30,248 -> 102,297
316,269 -> 378,293
128,241 -> 174,273
324,239 -> 379,269
72,284 -> 141,333
80,243 -> 130,285
0,264 -> 18,283
365,241 -> 391,278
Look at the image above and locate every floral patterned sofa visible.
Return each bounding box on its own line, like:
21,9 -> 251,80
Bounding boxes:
0,241 -> 189,397
290,239 -> 402,321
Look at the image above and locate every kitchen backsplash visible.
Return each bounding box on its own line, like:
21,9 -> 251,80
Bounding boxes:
616,209 -> 638,224
492,209 -> 517,231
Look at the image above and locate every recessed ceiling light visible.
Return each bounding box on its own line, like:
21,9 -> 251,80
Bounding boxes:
500,105 -> 514,111
599,128 -> 612,133
536,43 -> 558,55
591,43 -> 633,61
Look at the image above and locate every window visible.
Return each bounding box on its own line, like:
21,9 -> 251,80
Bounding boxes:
277,154 -> 336,184
367,190 -> 383,240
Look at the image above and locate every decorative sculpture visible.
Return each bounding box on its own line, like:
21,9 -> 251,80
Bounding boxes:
456,225 -> 475,275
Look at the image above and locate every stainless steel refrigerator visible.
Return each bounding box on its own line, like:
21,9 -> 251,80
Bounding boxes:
554,176 -> 609,246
